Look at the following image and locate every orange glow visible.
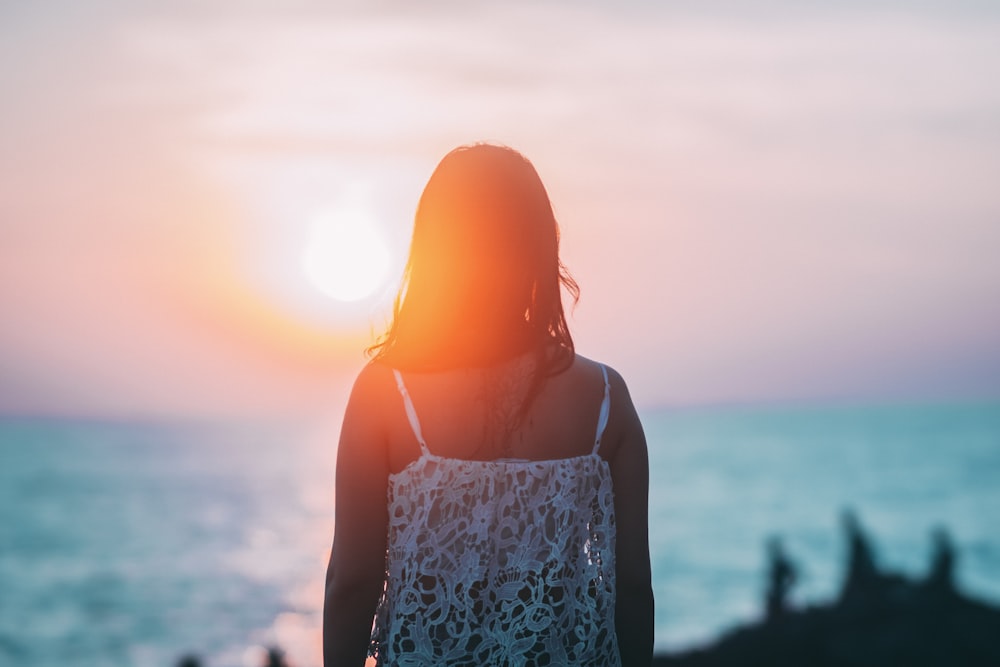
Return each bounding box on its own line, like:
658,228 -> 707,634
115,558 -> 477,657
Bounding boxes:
155,238 -> 377,371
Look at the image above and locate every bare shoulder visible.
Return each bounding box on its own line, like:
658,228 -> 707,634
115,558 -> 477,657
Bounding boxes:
569,355 -> 643,458
570,354 -> 635,410
341,360 -> 398,436
349,360 -> 397,402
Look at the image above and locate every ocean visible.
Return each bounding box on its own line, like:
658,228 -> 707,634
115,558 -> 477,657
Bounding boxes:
2,402 -> 999,666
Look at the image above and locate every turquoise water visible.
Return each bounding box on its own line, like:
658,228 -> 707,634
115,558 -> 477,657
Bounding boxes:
645,402 -> 1000,649
0,419 -> 337,667
1,402 -> 999,665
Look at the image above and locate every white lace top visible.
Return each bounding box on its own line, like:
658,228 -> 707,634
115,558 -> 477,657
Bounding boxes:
369,366 -> 620,666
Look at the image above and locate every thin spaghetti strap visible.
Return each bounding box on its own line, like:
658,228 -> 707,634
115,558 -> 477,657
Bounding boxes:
593,364 -> 611,454
393,369 -> 429,455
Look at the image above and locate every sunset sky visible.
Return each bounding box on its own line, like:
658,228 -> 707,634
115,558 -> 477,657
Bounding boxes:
2,0 -> 999,417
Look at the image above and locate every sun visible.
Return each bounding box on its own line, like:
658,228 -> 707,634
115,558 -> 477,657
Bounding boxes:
300,207 -> 392,303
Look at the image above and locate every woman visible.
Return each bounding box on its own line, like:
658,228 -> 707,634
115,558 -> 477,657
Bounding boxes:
323,144 -> 653,666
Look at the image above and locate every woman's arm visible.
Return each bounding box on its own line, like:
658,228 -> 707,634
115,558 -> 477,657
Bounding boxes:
608,369 -> 654,667
324,364 -> 391,667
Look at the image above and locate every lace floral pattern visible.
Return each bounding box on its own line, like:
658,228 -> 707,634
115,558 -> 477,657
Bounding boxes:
369,453 -> 619,666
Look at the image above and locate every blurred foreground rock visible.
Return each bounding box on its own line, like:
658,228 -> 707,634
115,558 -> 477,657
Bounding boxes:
654,514 -> 1000,667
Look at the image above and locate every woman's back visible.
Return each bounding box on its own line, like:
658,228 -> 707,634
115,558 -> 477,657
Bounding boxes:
382,354 -> 619,472
370,355 -> 621,666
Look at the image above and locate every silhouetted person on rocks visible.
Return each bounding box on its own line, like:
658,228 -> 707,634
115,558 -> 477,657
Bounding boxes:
840,509 -> 879,602
265,646 -> 290,667
764,536 -> 798,621
926,526 -> 957,594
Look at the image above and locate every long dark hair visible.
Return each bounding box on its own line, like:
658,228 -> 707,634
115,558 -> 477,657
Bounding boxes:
369,143 -> 578,387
